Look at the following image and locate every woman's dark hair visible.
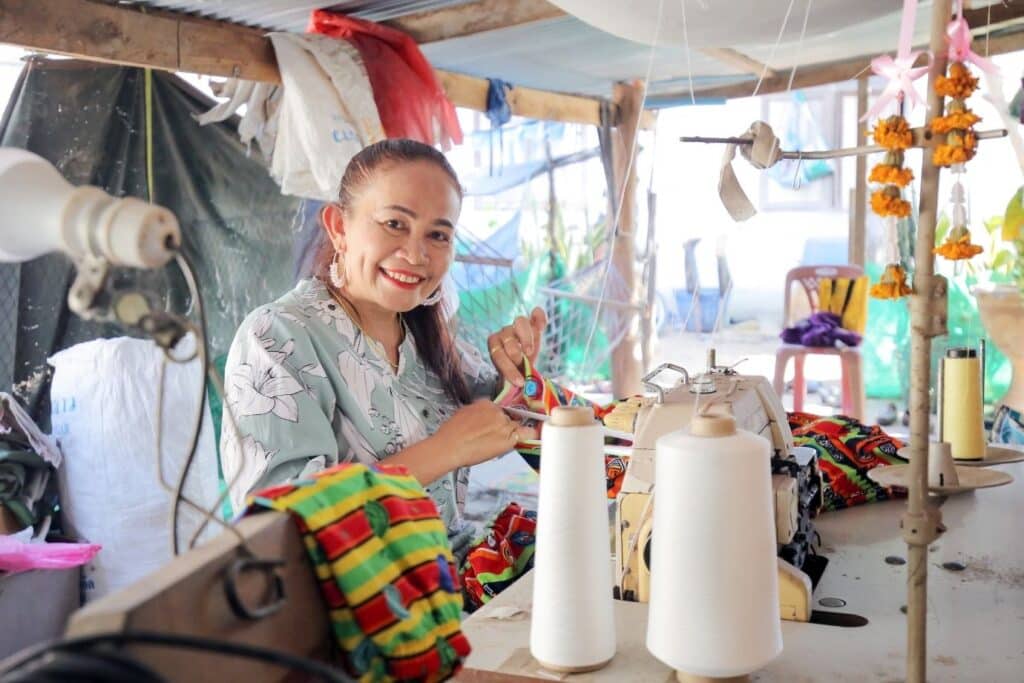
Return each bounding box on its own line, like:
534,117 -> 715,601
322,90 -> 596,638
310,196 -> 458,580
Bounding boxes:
312,139 -> 472,405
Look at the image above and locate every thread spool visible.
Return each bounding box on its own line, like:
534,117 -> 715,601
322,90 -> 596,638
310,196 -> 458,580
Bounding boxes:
941,348 -> 985,460
928,442 -> 959,488
530,406 -> 616,672
647,413 -> 782,679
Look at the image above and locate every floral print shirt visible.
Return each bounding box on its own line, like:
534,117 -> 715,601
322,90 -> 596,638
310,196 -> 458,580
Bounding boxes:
221,278 -> 498,554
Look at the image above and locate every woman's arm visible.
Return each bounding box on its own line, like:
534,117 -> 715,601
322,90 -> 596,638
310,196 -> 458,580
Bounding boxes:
387,400 -> 535,486
221,307 -> 342,512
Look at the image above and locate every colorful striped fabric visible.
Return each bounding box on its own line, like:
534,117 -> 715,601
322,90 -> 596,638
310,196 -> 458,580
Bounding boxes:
787,412 -> 907,511
461,503 -> 536,611
494,358 -> 627,497
247,463 -> 470,682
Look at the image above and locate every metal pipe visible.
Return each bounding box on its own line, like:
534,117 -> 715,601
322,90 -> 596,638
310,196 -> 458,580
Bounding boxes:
679,128 -> 1006,160
906,2 -> 952,681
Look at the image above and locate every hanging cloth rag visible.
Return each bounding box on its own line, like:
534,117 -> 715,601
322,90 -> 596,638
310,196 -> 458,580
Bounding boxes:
195,78 -> 283,161
195,33 -> 384,200
485,79 -> 513,128
308,10 -> 463,149
0,392 -> 62,467
246,463 -> 471,682
485,79 -> 513,175
269,32 -> 385,200
717,121 -> 783,222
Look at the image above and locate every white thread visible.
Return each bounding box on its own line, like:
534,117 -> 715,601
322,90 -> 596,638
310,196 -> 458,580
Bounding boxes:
580,0 -> 665,372
646,422 -> 781,676
531,416 -> 616,669
786,0 -> 814,92
680,0 -> 696,105
752,0 -> 797,98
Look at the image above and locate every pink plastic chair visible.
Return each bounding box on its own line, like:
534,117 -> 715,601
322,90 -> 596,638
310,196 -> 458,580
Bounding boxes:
772,265 -> 866,421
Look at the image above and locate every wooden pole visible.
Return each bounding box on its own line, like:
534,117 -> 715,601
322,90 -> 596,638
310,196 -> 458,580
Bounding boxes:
849,76 -> 869,267
905,1 -> 951,681
610,82 -> 644,398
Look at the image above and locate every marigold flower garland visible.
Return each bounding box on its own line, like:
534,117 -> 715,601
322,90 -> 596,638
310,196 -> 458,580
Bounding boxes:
868,115 -> 915,299
931,60 -> 984,261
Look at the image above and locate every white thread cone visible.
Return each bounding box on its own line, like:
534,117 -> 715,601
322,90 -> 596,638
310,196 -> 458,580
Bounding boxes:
530,407 -> 616,671
647,413 -> 782,678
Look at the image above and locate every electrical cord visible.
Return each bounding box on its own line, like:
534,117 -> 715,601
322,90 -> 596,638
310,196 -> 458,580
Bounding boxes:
167,250 -> 210,556
0,631 -> 353,683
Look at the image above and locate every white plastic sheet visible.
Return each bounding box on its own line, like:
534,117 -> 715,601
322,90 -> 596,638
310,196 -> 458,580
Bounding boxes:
48,336 -> 219,602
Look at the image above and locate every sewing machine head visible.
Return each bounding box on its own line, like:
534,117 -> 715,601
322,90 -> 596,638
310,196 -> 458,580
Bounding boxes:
620,351 -> 795,496
613,350 -> 820,618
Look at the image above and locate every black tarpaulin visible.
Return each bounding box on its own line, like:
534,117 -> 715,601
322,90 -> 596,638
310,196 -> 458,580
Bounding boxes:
0,57 -> 302,422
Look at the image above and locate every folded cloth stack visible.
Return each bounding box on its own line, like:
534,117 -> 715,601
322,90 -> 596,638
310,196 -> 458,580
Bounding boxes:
246,463 -> 470,683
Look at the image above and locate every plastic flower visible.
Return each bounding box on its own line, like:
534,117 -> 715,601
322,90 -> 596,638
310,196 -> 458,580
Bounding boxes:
934,225 -> 983,261
870,264 -> 913,299
869,164 -> 914,187
935,62 -> 978,99
871,187 -> 912,217
872,115 -> 914,150
930,109 -> 980,134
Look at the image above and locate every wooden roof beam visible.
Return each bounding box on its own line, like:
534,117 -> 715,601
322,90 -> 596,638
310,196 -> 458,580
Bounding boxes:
661,1 -> 1024,100
0,0 -> 654,129
382,0 -> 565,44
699,47 -> 777,78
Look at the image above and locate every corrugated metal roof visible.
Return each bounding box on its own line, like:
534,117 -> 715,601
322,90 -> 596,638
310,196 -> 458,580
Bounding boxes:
129,1 -> 1018,102
137,0 -> 474,31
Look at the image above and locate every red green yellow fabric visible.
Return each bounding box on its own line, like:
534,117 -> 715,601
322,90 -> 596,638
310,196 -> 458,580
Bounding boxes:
787,412 -> 907,511
247,463 -> 470,682
461,503 -> 536,611
493,358 -> 628,497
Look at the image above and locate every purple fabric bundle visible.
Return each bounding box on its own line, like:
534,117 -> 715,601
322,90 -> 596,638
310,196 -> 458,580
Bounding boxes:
781,312 -> 862,348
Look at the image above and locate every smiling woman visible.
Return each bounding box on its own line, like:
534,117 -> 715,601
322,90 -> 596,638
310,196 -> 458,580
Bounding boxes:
221,139 -> 544,559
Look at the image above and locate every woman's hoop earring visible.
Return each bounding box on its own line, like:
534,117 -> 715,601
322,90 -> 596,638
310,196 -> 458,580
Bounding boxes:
329,252 -> 346,289
422,288 -> 443,306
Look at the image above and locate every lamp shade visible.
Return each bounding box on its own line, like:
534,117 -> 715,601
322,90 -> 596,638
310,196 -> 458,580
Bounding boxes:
0,148 -> 179,268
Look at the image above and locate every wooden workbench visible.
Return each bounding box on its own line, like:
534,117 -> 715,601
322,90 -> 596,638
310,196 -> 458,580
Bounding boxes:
458,461 -> 1024,682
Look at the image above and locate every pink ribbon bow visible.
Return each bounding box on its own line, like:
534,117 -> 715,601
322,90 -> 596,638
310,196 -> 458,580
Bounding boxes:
946,11 -> 997,75
862,0 -> 928,122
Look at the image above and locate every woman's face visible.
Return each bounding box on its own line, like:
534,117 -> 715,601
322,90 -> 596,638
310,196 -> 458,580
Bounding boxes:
325,159 -> 461,315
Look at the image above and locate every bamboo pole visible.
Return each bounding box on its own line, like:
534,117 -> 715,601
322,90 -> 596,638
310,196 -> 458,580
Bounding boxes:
679,127 -> 1006,159
610,82 -> 644,397
905,1 -> 952,681
850,76 -> 869,267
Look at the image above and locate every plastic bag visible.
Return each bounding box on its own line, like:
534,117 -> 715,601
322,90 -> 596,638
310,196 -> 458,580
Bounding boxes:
48,336 -> 220,601
0,535 -> 100,574
268,32 -> 385,200
308,10 -> 463,149
768,92 -> 834,188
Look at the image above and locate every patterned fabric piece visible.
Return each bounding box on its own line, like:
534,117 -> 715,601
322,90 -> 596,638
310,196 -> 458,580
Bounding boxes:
991,404 -> 1024,445
222,278 -> 498,551
246,463 -> 470,682
461,502 -> 536,611
494,358 -> 626,498
788,412 -> 907,511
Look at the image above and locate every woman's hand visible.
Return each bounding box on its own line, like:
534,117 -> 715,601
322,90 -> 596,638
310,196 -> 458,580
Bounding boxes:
487,307 -> 548,387
435,400 -> 536,469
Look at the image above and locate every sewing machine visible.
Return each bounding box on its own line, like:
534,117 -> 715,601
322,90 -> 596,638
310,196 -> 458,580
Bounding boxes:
613,350 -> 823,622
